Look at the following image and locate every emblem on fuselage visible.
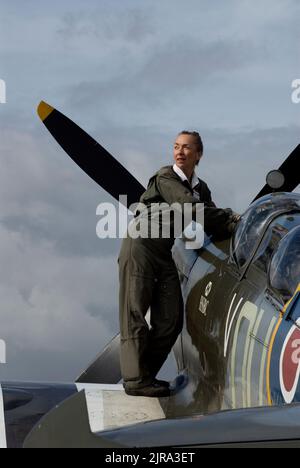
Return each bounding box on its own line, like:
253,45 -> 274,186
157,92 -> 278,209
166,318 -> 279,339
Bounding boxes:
268,288 -> 300,405
199,296 -> 209,316
199,282 -> 213,317
280,319 -> 300,404
205,281 -> 213,297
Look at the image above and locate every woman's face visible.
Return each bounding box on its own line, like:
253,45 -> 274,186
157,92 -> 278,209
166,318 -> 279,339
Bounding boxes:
173,134 -> 201,176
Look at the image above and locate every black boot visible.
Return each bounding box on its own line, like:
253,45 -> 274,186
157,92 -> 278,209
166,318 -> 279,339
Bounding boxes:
153,379 -> 170,388
125,381 -> 170,398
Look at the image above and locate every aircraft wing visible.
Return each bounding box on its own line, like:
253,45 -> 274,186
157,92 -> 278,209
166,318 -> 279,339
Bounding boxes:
0,381 -> 169,448
24,386 -> 167,448
24,389 -> 300,448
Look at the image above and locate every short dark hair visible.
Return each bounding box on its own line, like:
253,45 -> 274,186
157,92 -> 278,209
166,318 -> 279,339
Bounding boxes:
178,131 -> 203,157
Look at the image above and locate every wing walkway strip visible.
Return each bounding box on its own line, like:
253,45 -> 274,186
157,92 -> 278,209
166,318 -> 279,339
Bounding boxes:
76,383 -> 165,433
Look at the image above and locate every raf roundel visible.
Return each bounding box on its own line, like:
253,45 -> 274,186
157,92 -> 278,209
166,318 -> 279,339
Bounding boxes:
280,319 -> 300,404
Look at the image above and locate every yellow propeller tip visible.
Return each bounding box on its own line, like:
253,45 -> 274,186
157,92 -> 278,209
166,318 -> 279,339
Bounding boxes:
37,101 -> 55,121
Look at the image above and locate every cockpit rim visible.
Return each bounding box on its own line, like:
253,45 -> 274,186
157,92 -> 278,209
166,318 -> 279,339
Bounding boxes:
229,192 -> 300,281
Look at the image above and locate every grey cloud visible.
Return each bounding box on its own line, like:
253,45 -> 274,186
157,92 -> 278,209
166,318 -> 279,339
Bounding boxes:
1,338 -> 176,383
137,38 -> 261,89
0,221 -> 118,382
64,36 -> 262,113
0,348 -> 87,382
57,7 -> 155,45
0,126 -> 124,259
200,125 -> 300,212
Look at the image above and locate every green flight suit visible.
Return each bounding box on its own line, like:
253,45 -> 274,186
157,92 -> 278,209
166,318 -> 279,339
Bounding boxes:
118,165 -> 233,390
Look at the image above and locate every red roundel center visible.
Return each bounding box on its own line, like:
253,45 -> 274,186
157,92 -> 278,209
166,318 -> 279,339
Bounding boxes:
282,327 -> 300,393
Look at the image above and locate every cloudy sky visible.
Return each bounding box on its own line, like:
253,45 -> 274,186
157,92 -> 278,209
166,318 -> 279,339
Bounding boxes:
0,0 -> 299,382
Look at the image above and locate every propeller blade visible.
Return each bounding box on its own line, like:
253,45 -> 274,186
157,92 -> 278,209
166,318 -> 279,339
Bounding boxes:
253,144 -> 300,202
76,333 -> 121,385
37,101 -> 146,209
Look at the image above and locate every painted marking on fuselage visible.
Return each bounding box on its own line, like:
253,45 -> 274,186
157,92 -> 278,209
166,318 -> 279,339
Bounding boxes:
280,318 -> 300,404
224,292 -> 290,409
230,301 -> 262,408
198,279 -> 213,317
224,294 -> 244,358
246,308 -> 264,407
0,384 -> 7,449
266,288 -> 300,405
199,296 -> 209,316
205,282 -> 213,297
259,316 -> 277,406
266,315 -> 283,405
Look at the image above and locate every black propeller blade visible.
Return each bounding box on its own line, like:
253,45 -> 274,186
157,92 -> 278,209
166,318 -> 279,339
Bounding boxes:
37,101 -> 146,209
253,144 -> 300,202
76,333 -> 121,384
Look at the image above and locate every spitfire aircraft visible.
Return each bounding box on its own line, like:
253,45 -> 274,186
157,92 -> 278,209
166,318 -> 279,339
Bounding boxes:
0,102 -> 300,448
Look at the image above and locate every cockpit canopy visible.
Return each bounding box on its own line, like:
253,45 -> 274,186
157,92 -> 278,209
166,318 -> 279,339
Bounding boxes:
269,226 -> 300,302
233,193 -> 300,269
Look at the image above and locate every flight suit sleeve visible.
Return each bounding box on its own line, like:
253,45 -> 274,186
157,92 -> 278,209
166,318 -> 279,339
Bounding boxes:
156,173 -> 234,239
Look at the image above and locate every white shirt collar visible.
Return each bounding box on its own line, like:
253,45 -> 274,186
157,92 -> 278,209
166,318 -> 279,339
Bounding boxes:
173,164 -> 199,189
